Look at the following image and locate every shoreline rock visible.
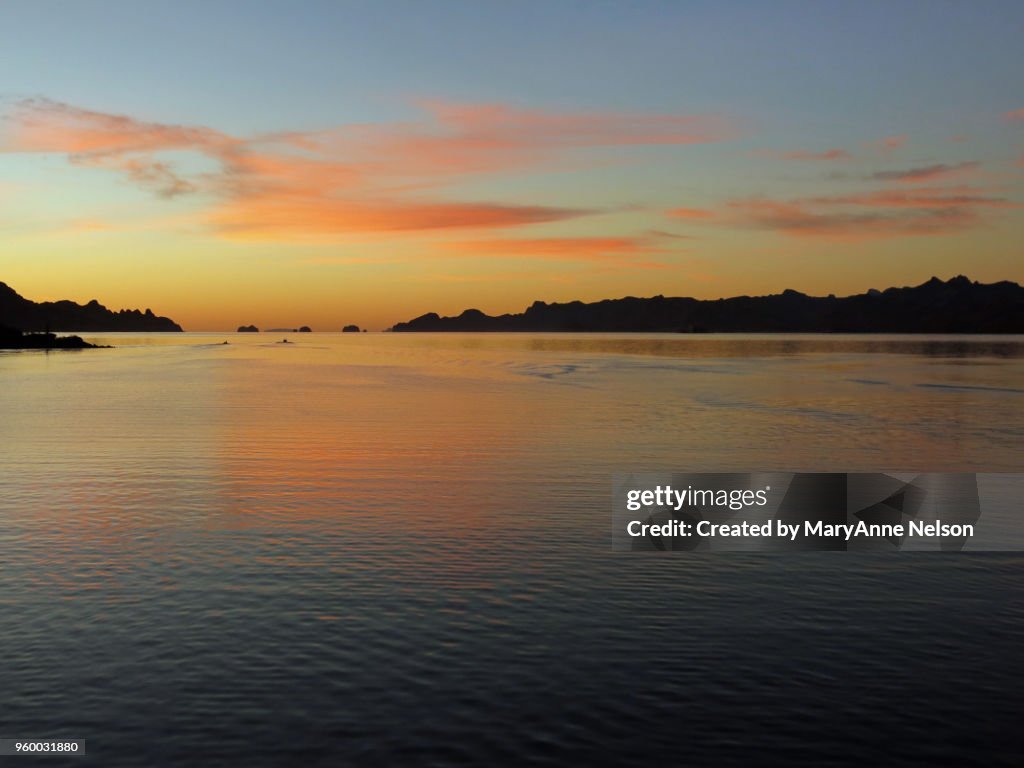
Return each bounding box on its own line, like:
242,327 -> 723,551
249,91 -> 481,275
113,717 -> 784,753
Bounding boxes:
0,326 -> 106,349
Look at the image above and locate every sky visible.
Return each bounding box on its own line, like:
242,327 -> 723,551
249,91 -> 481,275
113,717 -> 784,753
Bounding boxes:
1,0 -> 1022,331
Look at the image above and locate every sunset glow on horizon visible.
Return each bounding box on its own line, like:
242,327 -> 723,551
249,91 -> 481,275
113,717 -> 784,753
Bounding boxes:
2,1 -> 1023,330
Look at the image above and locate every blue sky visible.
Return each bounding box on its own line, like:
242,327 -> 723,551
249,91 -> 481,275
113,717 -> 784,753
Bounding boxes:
1,1 -> 1022,329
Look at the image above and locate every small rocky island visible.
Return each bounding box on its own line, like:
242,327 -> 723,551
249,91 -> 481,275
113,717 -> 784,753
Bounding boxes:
342,325 -> 361,333
237,324 -> 259,333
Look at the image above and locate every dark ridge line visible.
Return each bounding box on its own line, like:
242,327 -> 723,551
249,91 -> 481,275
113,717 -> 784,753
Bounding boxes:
390,276 -> 1024,334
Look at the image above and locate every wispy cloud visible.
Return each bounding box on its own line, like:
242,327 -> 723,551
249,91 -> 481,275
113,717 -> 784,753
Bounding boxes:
210,199 -> 585,240
646,229 -> 696,240
866,134 -> 908,151
1003,108 -> 1024,122
751,148 -> 851,161
719,185 -> 1016,240
67,218 -> 112,233
4,98 -> 236,156
350,99 -> 738,176
666,206 -> 714,219
801,187 -> 1016,210
870,161 -> 980,183
414,270 -> 577,285
4,99 -> 233,199
1,97 -> 737,241
442,236 -> 672,268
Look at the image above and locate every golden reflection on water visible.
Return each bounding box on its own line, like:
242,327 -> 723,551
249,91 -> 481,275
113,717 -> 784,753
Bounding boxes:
2,331 -> 1022,559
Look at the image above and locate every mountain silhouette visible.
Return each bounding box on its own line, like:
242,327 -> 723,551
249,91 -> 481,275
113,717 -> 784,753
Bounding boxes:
0,281 -> 182,332
391,276 -> 1024,333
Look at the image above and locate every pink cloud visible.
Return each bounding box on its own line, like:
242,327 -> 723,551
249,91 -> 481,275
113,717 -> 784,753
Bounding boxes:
322,99 -> 738,180
3,99 -> 238,198
416,99 -> 736,148
2,97 -> 737,241
4,98 -> 237,156
722,185 -> 1017,240
1003,108 -> 1024,122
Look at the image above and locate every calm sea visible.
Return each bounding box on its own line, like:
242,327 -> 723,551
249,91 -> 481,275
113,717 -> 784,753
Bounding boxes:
2,333 -> 1022,766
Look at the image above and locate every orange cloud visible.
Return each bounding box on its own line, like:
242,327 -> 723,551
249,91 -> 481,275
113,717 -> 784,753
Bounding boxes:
666,207 -> 714,219
1003,108 -> 1024,122
209,199 -> 585,240
2,97 -> 736,241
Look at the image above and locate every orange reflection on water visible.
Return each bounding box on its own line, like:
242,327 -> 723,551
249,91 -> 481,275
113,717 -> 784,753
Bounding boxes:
3,332 -> 1022,594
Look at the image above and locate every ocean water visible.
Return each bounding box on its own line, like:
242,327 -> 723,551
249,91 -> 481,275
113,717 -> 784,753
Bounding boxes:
1,333 -> 1022,766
